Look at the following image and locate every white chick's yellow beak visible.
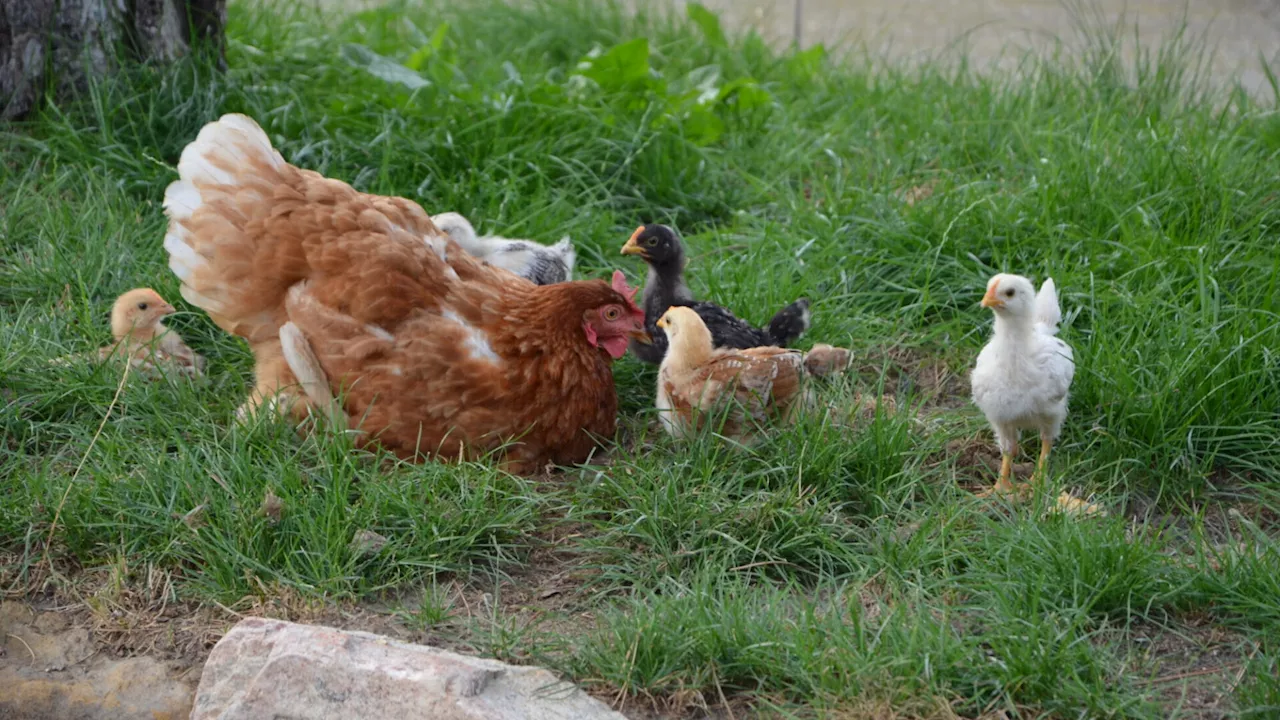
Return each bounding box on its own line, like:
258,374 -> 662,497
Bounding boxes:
980,281 -> 1004,309
655,314 -> 670,330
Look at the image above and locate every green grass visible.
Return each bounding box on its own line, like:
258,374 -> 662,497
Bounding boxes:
2,0 -> 1279,716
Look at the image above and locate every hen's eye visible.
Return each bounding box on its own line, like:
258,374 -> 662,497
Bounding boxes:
138,302 -> 149,310
604,307 -> 621,321
1004,289 -> 1014,298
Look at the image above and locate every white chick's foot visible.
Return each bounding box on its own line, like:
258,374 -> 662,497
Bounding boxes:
975,482 -> 1033,501
1051,492 -> 1107,517
975,452 -> 1031,501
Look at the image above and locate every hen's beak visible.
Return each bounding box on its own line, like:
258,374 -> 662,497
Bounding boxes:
980,283 -> 1004,309
620,226 -> 647,257
629,329 -> 653,345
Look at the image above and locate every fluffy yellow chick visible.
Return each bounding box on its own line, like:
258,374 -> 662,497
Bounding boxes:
654,306 -> 848,443
97,288 -> 205,376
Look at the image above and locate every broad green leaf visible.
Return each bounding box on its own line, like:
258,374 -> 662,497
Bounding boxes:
429,22 -> 449,51
341,43 -> 431,90
786,43 -> 828,79
719,78 -> 772,112
687,3 -> 727,47
406,23 -> 452,70
683,106 -> 725,145
578,38 -> 653,92
405,45 -> 432,71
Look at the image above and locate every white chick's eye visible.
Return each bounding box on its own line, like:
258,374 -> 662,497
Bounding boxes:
138,302 -> 148,310
1004,289 -> 1014,298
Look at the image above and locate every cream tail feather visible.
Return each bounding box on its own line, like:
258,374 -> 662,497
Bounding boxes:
161,113 -> 286,323
1034,278 -> 1061,334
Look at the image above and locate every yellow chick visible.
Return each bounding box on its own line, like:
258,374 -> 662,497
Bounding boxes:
97,288 -> 205,377
654,306 -> 848,443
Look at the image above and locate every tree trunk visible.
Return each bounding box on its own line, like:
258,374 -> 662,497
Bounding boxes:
0,0 -> 226,120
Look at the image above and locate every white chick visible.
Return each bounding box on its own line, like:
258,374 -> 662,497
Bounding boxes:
970,274 -> 1073,496
430,212 -> 575,285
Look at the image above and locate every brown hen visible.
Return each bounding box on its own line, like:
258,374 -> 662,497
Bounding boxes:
162,114 -> 647,474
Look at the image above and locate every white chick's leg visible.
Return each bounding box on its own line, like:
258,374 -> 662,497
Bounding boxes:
1035,428 -> 1105,517
1032,414 -> 1064,486
978,425 -> 1020,497
1034,432 -> 1053,485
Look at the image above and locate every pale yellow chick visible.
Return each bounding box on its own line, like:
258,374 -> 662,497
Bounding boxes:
654,306 -> 848,443
98,288 -> 205,377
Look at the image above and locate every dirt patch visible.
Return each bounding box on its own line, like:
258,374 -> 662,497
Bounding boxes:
931,435 -> 1035,494
0,601 -> 198,720
0,557 -> 610,718
848,344 -> 970,412
1118,617 -> 1254,719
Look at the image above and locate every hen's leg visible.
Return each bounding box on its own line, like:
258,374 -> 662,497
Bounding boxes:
498,444 -> 545,477
236,352 -> 311,423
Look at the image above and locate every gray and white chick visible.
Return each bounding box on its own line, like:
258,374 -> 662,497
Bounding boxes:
431,212 -> 576,285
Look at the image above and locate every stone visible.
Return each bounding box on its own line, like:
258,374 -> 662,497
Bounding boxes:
191,617 -> 627,720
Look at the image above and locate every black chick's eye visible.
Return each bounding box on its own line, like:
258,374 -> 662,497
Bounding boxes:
138,302 -> 148,310
1004,289 -> 1014,298
645,236 -> 657,247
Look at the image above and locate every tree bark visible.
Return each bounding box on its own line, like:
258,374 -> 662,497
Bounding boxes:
0,0 -> 226,120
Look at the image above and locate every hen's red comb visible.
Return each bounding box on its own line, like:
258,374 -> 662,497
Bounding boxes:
610,270 -> 642,311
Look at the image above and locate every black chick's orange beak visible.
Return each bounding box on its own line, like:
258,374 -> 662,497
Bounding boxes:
629,329 -> 653,345
620,226 -> 647,257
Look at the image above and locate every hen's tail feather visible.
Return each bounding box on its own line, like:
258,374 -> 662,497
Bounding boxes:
1035,278 -> 1062,334
767,298 -> 811,345
163,113 -> 307,344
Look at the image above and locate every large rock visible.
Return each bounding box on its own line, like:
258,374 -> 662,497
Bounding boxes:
191,617 -> 627,720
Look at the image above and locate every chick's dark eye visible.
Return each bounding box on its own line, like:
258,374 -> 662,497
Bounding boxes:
138,302 -> 148,310
645,237 -> 657,247
1004,289 -> 1014,298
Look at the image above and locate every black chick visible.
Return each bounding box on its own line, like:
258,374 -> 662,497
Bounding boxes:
620,224 -> 811,364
